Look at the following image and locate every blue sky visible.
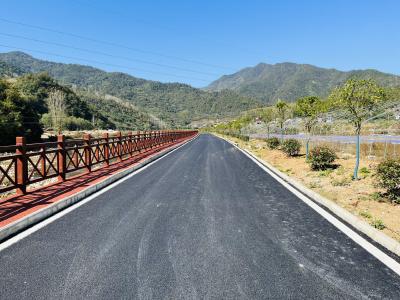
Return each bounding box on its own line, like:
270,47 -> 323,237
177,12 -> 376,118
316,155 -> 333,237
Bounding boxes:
1,0 -> 399,87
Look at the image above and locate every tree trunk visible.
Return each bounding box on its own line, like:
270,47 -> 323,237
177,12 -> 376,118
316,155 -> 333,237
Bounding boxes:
353,128 -> 361,180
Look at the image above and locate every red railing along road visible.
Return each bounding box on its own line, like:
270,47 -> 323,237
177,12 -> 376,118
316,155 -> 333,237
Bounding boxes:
0,130 -> 197,196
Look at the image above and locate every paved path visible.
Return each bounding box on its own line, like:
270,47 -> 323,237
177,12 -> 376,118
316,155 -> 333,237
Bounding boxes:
0,140 -> 184,228
0,134 -> 399,299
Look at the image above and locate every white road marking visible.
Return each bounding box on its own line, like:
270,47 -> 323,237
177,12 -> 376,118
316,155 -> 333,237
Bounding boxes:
0,138 -> 196,252
224,137 -> 400,276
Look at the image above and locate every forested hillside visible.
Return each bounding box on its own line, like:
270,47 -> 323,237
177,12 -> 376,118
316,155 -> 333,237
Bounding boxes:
0,52 -> 261,126
206,62 -> 400,103
0,73 -> 119,145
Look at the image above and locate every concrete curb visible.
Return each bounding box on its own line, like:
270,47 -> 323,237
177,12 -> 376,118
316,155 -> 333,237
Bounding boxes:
0,136 -> 197,242
218,135 -> 400,258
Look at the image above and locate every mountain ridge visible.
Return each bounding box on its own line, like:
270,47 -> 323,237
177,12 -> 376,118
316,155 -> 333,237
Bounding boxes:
206,62 -> 400,103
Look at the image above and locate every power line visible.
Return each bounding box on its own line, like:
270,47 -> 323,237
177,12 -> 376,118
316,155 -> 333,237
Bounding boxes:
0,44 -> 211,83
0,32 -> 220,77
74,0 -> 267,58
0,17 -> 235,72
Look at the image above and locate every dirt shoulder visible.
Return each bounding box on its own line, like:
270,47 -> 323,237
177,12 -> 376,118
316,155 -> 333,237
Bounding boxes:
216,134 -> 400,242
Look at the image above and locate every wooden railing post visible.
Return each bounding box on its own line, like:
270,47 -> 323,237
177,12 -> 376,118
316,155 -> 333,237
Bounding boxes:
148,131 -> 152,149
117,131 -> 122,161
145,131 -> 148,150
84,133 -> 92,172
16,136 -> 27,195
141,131 -> 145,152
102,133 -> 109,166
57,134 -> 66,182
128,131 -> 133,157
137,131 -> 141,152
41,144 -> 46,178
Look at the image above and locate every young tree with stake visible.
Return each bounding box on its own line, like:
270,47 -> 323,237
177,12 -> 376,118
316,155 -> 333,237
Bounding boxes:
329,79 -> 385,180
260,107 -> 275,138
275,99 -> 288,140
295,96 -> 324,160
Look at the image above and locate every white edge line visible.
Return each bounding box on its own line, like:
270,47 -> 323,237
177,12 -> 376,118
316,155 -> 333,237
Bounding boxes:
219,136 -> 400,276
0,137 -> 196,252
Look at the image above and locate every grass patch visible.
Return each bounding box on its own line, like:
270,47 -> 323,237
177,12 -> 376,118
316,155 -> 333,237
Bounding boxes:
370,192 -> 385,202
335,166 -> 346,176
331,177 -> 351,186
318,169 -> 333,177
309,181 -> 322,189
282,168 -> 292,175
360,167 -> 371,175
359,211 -> 372,219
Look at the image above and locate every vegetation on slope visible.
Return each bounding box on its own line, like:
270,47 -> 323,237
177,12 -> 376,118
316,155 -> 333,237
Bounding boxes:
0,73 -> 116,145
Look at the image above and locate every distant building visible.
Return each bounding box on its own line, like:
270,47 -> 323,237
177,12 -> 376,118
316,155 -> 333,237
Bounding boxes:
395,114 -> 400,120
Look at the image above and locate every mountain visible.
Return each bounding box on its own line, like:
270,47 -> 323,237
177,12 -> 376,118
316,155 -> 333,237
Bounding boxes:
206,62 -> 400,103
0,52 -> 261,127
0,60 -> 23,77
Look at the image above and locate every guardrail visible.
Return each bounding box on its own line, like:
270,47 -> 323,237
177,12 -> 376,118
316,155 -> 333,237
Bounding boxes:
0,130 -> 197,196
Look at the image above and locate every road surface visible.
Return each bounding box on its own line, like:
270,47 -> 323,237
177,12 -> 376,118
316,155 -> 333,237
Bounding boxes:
0,134 -> 399,299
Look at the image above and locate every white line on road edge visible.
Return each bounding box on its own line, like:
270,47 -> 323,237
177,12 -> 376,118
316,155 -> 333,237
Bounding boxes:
221,137 -> 400,276
0,136 -> 197,252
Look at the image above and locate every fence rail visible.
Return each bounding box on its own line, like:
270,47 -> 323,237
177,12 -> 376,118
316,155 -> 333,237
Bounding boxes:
0,130 -> 197,196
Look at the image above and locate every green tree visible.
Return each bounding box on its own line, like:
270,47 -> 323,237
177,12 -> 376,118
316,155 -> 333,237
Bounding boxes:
275,99 -> 288,140
0,79 -> 43,145
295,96 -> 324,159
329,79 -> 385,179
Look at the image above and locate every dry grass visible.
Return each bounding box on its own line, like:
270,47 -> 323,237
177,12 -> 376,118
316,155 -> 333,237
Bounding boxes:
218,134 -> 400,242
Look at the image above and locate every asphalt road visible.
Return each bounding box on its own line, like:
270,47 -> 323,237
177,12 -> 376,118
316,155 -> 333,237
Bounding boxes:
0,134 -> 399,299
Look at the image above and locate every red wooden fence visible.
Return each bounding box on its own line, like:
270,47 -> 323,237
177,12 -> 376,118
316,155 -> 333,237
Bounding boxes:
0,130 -> 197,196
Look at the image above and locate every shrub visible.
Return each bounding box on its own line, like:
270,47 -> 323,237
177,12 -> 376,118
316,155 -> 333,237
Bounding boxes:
64,116 -> 94,131
309,146 -> 337,170
281,139 -> 301,156
227,132 -> 249,142
376,159 -> 400,203
239,135 -> 249,142
266,137 -> 280,149
370,219 -> 386,230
